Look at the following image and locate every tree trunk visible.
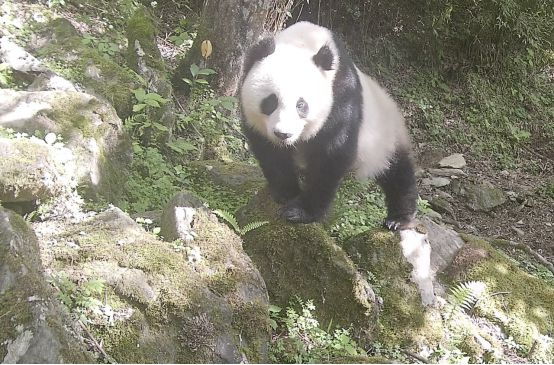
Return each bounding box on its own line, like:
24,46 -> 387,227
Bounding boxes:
173,0 -> 278,96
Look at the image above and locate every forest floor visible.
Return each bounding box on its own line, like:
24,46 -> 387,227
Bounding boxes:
415,141 -> 554,263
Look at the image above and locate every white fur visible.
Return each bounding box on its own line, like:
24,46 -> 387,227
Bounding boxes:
352,69 -> 411,179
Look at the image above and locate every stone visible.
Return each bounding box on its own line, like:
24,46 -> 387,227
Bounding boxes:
422,176 -> 451,187
438,153 -> 466,169
237,188 -> 377,344
160,191 -> 204,242
428,168 -> 466,177
0,207 -> 93,363
463,180 -> 507,212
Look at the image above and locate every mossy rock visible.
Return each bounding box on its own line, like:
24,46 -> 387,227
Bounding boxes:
33,18 -> 140,119
237,188 -> 378,344
126,6 -> 164,72
41,207 -> 269,363
444,234 -> 554,362
0,207 -> 93,363
343,229 -> 444,349
186,160 -> 265,213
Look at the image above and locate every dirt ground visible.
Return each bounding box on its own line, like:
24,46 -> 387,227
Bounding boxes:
416,145 -> 554,264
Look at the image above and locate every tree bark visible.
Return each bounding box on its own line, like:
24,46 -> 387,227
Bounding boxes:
173,0 -> 276,96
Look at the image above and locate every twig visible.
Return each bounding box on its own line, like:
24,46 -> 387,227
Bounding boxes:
401,349 -> 430,364
527,339 -> 538,359
78,320 -> 117,364
0,310 -> 12,319
490,238 -> 554,276
489,291 -> 511,297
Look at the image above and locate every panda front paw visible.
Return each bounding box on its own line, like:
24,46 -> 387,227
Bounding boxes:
383,216 -> 416,231
280,198 -> 319,223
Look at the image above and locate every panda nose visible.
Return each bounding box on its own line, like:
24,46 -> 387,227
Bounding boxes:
274,131 -> 292,140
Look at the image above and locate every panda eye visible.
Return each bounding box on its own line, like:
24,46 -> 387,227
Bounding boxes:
296,98 -> 309,118
261,94 -> 278,116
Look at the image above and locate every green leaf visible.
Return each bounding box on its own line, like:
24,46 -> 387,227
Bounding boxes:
132,103 -> 147,112
190,63 -> 200,77
133,88 -> 147,101
196,68 -> 216,76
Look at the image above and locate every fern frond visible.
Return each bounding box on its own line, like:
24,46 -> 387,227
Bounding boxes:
241,220 -> 269,235
213,209 -> 241,233
447,281 -> 486,313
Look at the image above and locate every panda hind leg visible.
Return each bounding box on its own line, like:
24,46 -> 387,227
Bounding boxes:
376,148 -> 418,231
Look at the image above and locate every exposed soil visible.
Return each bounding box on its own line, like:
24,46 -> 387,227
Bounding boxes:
415,144 -> 554,264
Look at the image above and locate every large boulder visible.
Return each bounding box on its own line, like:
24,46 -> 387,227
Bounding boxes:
0,89 -> 131,205
237,189 -> 378,344
35,206 -> 270,363
0,207 -> 93,363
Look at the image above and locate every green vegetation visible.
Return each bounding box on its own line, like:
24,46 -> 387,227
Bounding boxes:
269,299 -> 365,363
51,274 -> 105,321
213,209 -> 268,236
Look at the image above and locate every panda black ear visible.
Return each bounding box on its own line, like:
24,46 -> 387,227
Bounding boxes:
313,45 -> 334,71
243,37 -> 275,77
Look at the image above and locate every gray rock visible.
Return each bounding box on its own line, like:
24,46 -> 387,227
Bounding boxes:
419,217 -> 465,274
439,153 -> 466,169
463,180 -> 507,211
428,168 -> 466,177
429,196 -> 455,216
160,191 -> 204,242
0,89 -> 131,204
34,207 -> 270,363
422,176 -> 451,187
0,36 -> 47,73
0,207 -> 93,363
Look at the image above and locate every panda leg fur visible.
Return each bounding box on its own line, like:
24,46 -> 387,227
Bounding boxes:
376,148 -> 418,230
244,127 -> 301,203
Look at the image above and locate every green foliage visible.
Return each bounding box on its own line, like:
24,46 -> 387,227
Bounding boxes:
121,144 -> 188,213
213,209 -> 268,236
269,299 -> 365,363
0,63 -> 13,87
135,216 -> 161,235
132,87 -> 169,112
169,18 -> 196,49
82,35 -> 120,58
329,178 -> 386,242
48,0 -> 66,8
51,274 -> 105,321
446,281 -> 486,320
182,63 -> 216,90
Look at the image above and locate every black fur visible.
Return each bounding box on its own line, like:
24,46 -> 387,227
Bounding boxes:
242,37 -> 275,80
313,45 -> 334,70
376,149 -> 418,230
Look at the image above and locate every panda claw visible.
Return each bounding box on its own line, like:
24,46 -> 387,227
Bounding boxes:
280,199 -> 317,223
384,218 -> 412,231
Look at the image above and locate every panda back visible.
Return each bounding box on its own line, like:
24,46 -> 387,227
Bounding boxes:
352,68 -> 411,180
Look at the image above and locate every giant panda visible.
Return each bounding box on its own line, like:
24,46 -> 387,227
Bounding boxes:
240,21 -> 418,230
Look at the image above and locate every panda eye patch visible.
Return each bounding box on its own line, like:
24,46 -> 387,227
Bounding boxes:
261,94 -> 278,115
296,98 -> 309,118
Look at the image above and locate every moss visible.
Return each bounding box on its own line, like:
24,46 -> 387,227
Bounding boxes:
344,229 -> 444,348
446,234 -> 554,361
35,19 -> 140,119
186,160 -> 265,213
126,7 -> 165,72
237,189 -> 377,343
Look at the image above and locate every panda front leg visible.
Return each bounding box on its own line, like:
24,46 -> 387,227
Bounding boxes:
376,148 -> 418,230
244,127 -> 301,204
281,151 -> 350,223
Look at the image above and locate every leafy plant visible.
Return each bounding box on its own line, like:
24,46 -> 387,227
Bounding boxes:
122,144 -> 188,213
269,298 -> 364,363
0,63 -> 13,87
182,63 -> 216,90
446,281 -> 486,320
82,35 -> 119,58
51,274 -> 105,321
213,209 -> 268,236
132,88 -> 169,113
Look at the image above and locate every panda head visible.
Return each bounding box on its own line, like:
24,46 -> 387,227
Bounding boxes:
240,22 -> 338,146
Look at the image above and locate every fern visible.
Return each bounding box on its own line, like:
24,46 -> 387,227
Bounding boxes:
446,281 -> 487,320
214,209 -> 268,236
